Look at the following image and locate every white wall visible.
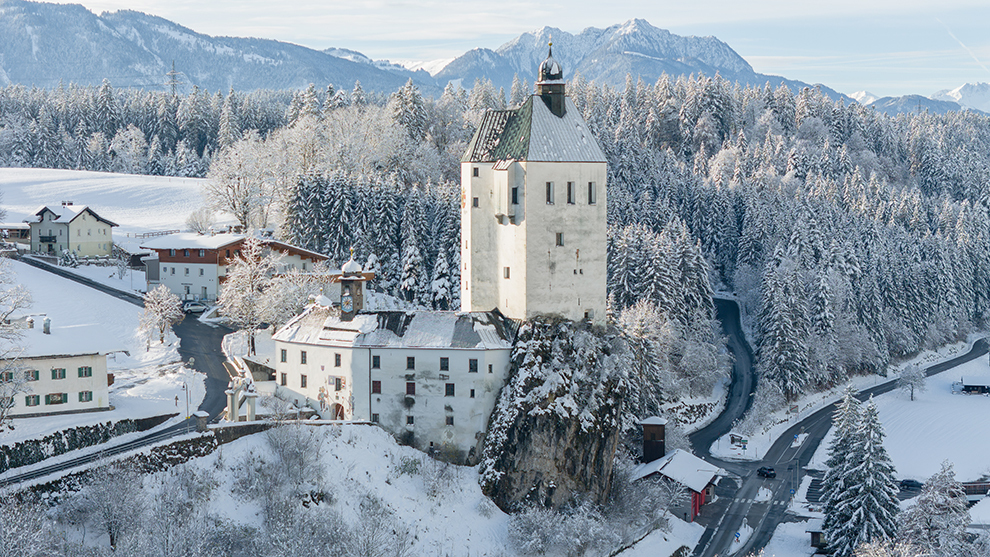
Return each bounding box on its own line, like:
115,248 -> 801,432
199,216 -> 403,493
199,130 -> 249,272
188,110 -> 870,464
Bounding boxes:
155,261 -> 219,301
8,353 -> 110,417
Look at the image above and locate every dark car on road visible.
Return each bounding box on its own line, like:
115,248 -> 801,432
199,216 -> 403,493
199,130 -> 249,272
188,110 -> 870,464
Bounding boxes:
899,479 -> 923,490
757,466 -> 776,479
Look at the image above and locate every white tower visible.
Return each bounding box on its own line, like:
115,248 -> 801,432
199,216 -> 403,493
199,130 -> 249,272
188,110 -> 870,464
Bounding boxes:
460,44 -> 608,324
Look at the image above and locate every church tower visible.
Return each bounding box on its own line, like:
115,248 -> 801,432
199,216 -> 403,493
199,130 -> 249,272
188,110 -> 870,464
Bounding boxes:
460,44 -> 608,324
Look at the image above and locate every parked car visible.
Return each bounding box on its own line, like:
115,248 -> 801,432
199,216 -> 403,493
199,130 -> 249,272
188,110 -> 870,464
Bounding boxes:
183,301 -> 209,314
900,479 -> 923,490
757,466 -> 776,479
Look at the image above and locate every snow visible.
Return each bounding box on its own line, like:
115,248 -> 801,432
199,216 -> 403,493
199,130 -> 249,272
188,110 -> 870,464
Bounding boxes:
755,486 -> 773,502
396,58 -> 454,76
632,449 -> 722,492
969,495 -> 990,525
711,337 -> 974,462
48,262 -> 147,295
616,515 -> 706,556
2,259 -> 203,444
812,353 -> 990,482
0,168 -> 231,236
849,91 -> 879,105
931,82 -> 990,112
138,232 -> 244,250
724,517 -> 754,555
760,520 -> 818,557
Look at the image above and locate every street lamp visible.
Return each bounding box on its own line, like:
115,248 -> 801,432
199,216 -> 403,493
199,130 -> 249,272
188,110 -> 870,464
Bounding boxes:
181,382 -> 189,418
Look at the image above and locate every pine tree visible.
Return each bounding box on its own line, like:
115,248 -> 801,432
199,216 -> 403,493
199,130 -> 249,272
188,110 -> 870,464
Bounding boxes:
822,387 -> 862,542
430,249 -> 451,310
827,398 -> 899,557
399,243 -> 422,304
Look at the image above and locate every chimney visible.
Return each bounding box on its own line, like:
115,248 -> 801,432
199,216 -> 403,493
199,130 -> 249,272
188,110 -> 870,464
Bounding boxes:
43,317 -> 51,335
641,416 -> 667,463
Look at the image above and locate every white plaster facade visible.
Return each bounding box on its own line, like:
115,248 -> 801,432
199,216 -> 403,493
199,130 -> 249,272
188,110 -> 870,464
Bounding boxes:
272,306 -> 514,460
460,96 -> 608,325
6,353 -> 110,417
28,204 -> 116,257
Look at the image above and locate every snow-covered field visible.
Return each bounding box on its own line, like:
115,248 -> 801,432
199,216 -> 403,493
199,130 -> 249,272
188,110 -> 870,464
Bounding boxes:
812,354 -> 990,482
32,258 -> 148,295
0,167 -> 228,236
2,259 -> 201,444
760,520 -> 817,557
711,338 -> 975,461
617,517 -> 706,556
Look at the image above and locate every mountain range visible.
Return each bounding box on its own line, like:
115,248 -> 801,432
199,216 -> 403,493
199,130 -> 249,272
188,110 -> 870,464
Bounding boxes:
0,0 -> 984,116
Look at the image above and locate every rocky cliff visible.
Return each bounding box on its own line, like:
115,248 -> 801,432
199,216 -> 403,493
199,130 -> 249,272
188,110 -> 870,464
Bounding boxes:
480,317 -> 629,511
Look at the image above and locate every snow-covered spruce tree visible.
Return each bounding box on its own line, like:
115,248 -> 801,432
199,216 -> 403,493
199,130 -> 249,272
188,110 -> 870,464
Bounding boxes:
218,237 -> 284,354
822,386 -> 862,544
898,460 -> 970,556
828,398 -> 900,557
140,284 -> 183,345
480,317 -> 629,511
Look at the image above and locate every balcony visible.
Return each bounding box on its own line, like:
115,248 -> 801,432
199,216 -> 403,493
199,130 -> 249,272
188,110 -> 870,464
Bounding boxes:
39,235 -> 56,243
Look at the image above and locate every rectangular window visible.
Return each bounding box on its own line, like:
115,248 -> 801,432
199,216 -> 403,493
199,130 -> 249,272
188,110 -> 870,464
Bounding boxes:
0,371 -> 11,381
171,267 -> 175,275
25,369 -> 39,382
472,167 -> 479,177
198,249 -> 205,257
51,368 -> 66,380
372,355 -> 381,369
469,359 -> 478,373
25,395 -> 39,407
488,363 -> 493,374
588,181 -> 597,204
334,377 -> 343,391
472,197 -> 479,208
567,182 -> 575,204
470,388 -> 476,398
300,375 -> 308,388
511,186 -> 519,205
446,416 -> 454,426
371,413 -> 379,423
280,373 -> 287,386
301,351 -> 307,364
183,249 -> 190,257
556,233 -> 564,247
280,349 -> 287,363
440,357 -> 449,371
445,383 -> 455,397
406,356 -> 415,370
78,366 -> 92,378
335,353 -> 342,367
226,249 -> 231,258
406,382 -> 416,396
79,391 -> 93,402
199,268 -> 204,276
45,393 -> 66,405
406,415 -> 414,425
503,267 -> 510,279
372,380 -> 381,394
546,181 -> 554,204
185,268 -> 190,276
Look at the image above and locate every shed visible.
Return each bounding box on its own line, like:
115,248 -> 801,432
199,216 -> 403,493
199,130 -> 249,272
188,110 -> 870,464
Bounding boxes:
805,518 -> 825,549
960,376 -> 990,394
632,449 -> 723,520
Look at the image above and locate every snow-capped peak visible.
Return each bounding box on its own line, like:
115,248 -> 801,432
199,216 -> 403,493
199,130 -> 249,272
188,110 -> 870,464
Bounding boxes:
931,82 -> 990,112
849,91 -> 878,105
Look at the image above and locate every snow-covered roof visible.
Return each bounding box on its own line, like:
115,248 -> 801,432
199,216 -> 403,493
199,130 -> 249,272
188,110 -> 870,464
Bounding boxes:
462,96 -> 606,163
33,204 -> 118,227
641,416 -> 668,426
0,223 -> 29,230
962,376 -> 990,387
11,315 -> 126,359
632,449 -> 723,493
140,232 -> 245,251
273,307 -> 518,351
342,257 -> 363,274
805,518 -> 823,533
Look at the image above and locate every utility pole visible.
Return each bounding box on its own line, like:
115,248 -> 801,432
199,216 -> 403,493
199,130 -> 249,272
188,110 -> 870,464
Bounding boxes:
166,61 -> 182,97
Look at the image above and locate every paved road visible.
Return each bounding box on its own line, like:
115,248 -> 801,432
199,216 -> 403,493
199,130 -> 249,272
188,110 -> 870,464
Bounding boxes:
696,337 -> 990,557
0,257 -> 231,489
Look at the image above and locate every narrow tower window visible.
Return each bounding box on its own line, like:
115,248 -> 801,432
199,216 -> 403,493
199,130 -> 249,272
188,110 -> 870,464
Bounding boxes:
556,233 -> 564,246
567,182 -> 575,204
545,182 -> 554,204
503,267 -> 510,279
588,181 -> 597,204
511,187 -> 519,205
472,167 -> 479,177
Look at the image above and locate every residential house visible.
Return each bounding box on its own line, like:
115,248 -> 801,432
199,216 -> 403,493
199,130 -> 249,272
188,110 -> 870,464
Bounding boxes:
28,203 -> 117,257
0,223 -> 30,247
140,233 -> 328,301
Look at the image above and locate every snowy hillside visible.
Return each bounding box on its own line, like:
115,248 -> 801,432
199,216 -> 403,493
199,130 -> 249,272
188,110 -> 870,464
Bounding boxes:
0,168 -> 230,236
932,82 -> 990,112
849,90 -> 878,105
0,0 -> 437,93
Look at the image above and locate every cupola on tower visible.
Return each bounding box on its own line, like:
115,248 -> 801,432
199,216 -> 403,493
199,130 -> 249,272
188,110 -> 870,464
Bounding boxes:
460,43 -> 608,324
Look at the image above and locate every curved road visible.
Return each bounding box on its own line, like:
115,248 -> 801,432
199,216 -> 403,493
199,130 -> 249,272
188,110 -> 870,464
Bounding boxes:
1,258 -> 231,489
690,304 -> 989,557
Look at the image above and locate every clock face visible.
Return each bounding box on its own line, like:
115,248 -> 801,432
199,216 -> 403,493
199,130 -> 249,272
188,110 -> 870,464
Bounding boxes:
342,295 -> 353,313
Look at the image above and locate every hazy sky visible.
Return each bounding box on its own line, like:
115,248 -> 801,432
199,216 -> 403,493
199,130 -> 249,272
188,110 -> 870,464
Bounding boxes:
71,0 -> 990,97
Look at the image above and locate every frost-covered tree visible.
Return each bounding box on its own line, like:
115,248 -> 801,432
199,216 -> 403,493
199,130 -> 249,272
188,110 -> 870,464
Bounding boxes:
827,398 -> 900,557
897,364 -> 927,401
822,386 -> 862,542
898,460 -> 970,556
218,237 -> 284,354
141,284 -> 183,345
